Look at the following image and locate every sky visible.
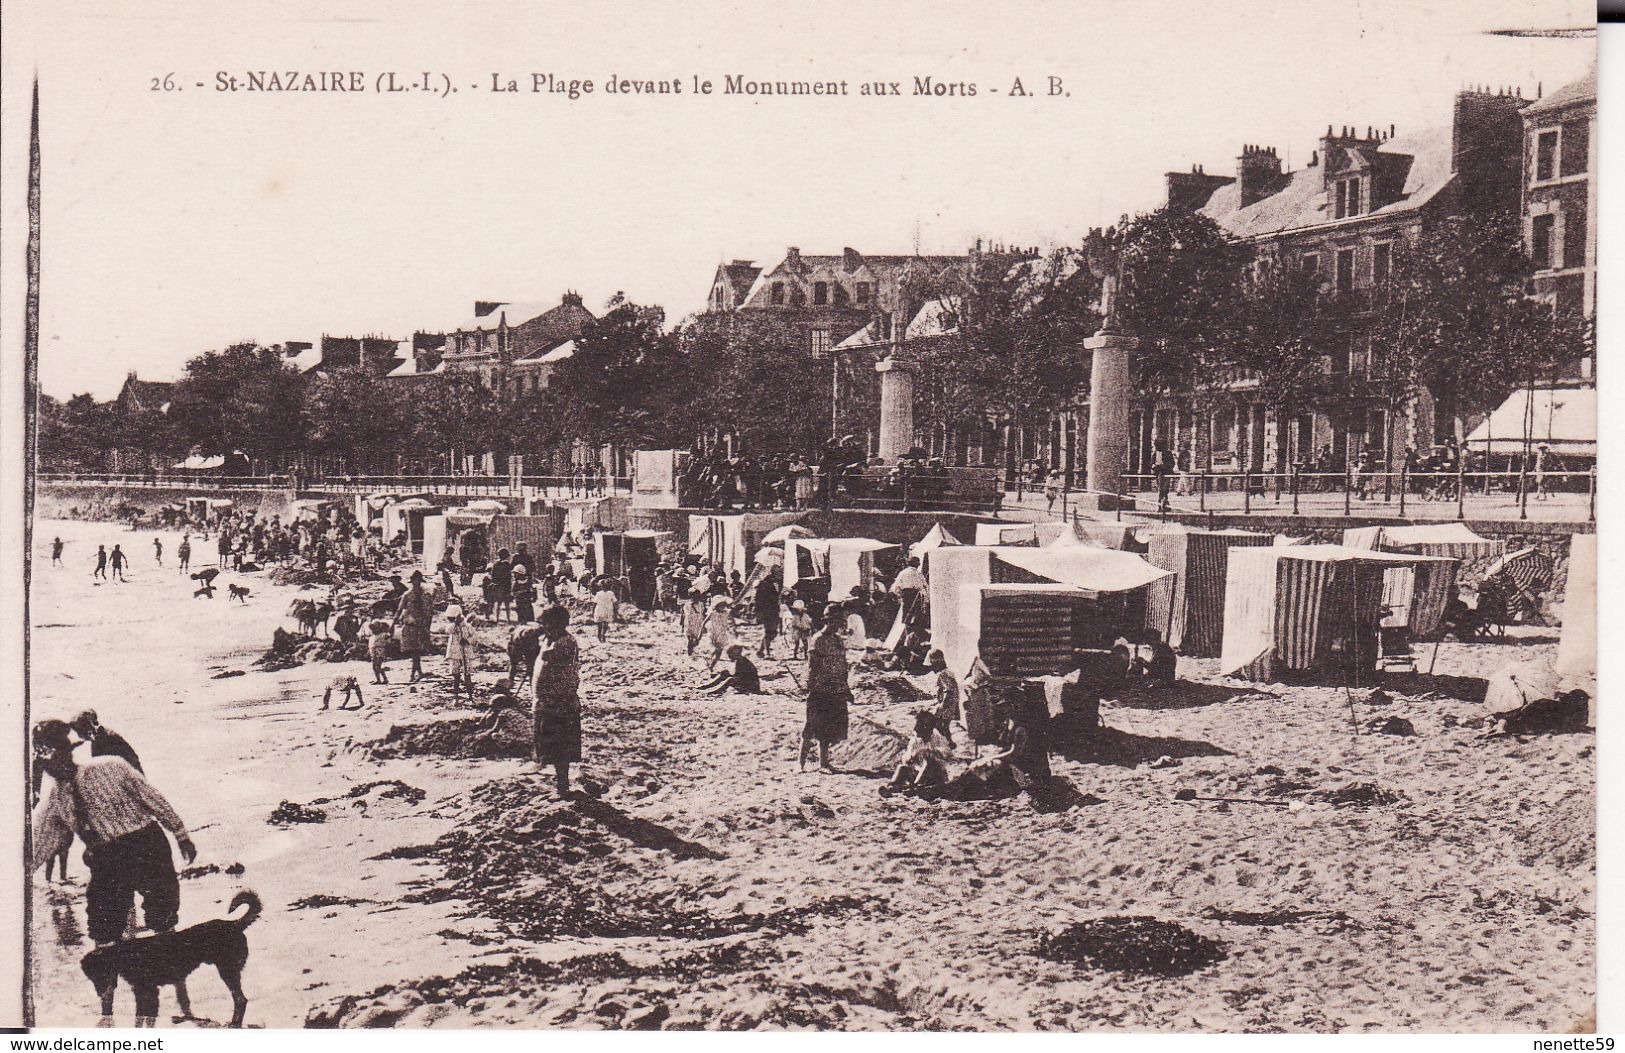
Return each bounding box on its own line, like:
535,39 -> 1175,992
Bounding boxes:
0,0 -> 1596,399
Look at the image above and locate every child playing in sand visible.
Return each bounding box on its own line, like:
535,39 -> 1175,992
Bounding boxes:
786,599 -> 813,660
592,582 -> 617,642
699,643 -> 763,695
703,596 -> 735,670
479,574 -> 496,620
368,619 -> 393,685
321,675 -> 364,711
444,605 -> 476,702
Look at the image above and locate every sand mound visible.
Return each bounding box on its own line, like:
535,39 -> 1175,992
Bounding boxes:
1038,916 -> 1227,977
255,628 -> 363,671
269,800 -> 328,826
365,718 -> 524,761
831,717 -> 910,772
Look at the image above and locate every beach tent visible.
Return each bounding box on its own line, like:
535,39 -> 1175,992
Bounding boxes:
1341,523 -> 1503,561
688,512 -> 805,581
1072,520 -> 1150,552
1555,534 -> 1596,680
762,523 -> 816,545
785,538 -> 899,600
561,496 -> 630,536
421,513 -> 448,574
489,515 -> 557,566
596,530 -> 672,608
910,523 -> 964,563
289,498 -> 336,523
1220,545 -> 1453,682
1144,528 -> 1277,656
383,498 -> 440,555
929,545 -> 1172,678
974,523 -> 1038,546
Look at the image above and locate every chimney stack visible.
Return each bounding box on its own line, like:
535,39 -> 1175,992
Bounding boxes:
1236,144 -> 1282,208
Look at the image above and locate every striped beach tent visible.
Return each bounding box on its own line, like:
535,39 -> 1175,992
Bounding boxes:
1342,523 -> 1503,561
929,545 -> 1171,677
1144,528 -> 1276,656
1482,547 -> 1554,593
1220,545 -> 1450,682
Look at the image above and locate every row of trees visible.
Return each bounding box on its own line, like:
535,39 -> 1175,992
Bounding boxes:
41,206 -> 1588,477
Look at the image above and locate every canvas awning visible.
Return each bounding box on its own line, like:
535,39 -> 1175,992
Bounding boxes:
762,524 -> 815,545
171,455 -> 225,470
1342,523 -> 1502,561
1464,385 -> 1596,457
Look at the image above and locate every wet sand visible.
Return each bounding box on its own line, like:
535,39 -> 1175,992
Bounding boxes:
28,519 -> 1594,1031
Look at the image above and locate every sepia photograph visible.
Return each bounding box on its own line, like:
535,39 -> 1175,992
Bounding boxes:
0,0 -> 1605,1036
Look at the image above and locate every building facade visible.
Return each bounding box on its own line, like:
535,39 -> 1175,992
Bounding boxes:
1520,67 -> 1596,377
395,293 -> 594,393
1135,87 -> 1531,480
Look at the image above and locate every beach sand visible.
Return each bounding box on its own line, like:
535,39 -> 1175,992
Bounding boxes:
27,519 -> 1594,1031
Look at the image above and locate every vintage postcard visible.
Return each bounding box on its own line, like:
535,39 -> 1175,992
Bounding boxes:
0,0 -> 1601,1035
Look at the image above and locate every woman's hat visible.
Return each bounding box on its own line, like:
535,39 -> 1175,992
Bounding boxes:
726,643 -> 746,657
493,677 -> 513,691
445,604 -> 464,619
711,596 -> 731,609
409,570 -> 424,582
792,599 -> 807,610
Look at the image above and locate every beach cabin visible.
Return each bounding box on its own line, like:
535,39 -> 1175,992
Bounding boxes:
383,498 -> 442,556
928,545 -> 1172,679
594,529 -> 672,608
1220,545 -> 1455,683
1555,534 -> 1595,681
784,538 -> 901,607
1144,528 -> 1277,656
910,522 -> 964,572
184,497 -> 234,523
687,512 -> 807,582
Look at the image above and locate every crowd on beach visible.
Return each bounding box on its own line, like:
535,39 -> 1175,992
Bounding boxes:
30,497 -> 1201,1029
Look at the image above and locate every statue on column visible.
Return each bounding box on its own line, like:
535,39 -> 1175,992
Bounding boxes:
1083,227 -> 1126,337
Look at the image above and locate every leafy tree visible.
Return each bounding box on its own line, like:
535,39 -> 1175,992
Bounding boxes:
675,311 -> 829,458
547,295 -> 686,449
168,342 -> 307,461
915,248 -> 1096,470
303,371 -> 413,472
1229,261 -> 1329,471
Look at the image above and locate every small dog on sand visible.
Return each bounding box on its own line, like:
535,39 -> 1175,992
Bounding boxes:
193,583 -> 216,600
228,584 -> 251,603
320,675 -> 363,711
80,890 -> 260,1028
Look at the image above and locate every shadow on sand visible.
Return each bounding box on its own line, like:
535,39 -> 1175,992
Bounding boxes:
1112,681 -> 1276,712
1051,726 -> 1233,769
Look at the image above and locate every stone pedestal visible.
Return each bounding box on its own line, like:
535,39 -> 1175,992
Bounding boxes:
875,354 -> 918,463
1081,331 -> 1137,508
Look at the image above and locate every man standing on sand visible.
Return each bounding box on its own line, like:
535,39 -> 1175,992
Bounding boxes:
30,720 -> 196,947
108,545 -> 127,583
153,537 -> 163,567
93,545 -> 108,580
177,534 -> 191,572
532,604 -> 582,797
51,537 -> 64,566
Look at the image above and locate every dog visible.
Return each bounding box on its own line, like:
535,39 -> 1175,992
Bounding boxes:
288,599 -> 334,637
80,890 -> 260,1028
193,584 -> 217,600
228,584 -> 251,604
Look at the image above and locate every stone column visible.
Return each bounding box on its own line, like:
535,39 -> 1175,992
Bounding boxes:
875,353 -> 918,462
1082,332 -> 1136,502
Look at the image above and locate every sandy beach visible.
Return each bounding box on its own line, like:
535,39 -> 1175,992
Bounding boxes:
28,517 -> 1594,1032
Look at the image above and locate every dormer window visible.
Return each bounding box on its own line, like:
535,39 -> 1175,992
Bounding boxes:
770,282 -> 786,305
1335,177 -> 1362,219
813,281 -> 829,306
